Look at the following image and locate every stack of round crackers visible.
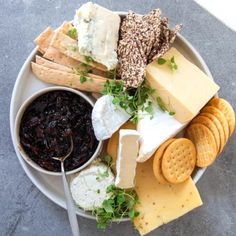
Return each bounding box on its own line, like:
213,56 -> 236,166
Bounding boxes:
185,98 -> 235,168
153,138 -> 197,184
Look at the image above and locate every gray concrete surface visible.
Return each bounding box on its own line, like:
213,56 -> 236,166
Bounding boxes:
0,0 -> 235,235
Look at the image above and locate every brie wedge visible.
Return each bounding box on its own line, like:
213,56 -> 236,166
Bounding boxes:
74,2 -> 120,70
115,129 -> 140,189
137,105 -> 187,162
92,95 -> 131,141
70,163 -> 114,211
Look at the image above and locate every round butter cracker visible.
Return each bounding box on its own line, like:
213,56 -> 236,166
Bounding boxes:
201,106 -> 229,144
161,138 -> 196,184
153,138 -> 175,184
191,115 -> 220,153
200,112 -> 225,154
207,97 -> 235,136
185,123 -> 217,167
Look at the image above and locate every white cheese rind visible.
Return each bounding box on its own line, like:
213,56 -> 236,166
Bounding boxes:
74,2 -> 120,70
137,105 -> 187,162
115,129 -> 140,189
70,163 -> 114,211
92,95 -> 131,141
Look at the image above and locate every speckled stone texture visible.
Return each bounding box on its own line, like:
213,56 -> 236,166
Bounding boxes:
0,0 -> 235,235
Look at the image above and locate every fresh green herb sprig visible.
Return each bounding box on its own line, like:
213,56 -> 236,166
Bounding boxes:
67,28 -> 77,40
92,184 -> 139,229
69,45 -> 78,52
102,80 -> 155,124
106,68 -> 117,79
157,56 -> 178,71
73,63 -> 93,84
170,56 -> 178,71
80,76 -> 87,84
96,155 -> 113,181
156,97 -> 175,116
104,155 -> 113,167
85,56 -> 94,64
157,57 -> 167,65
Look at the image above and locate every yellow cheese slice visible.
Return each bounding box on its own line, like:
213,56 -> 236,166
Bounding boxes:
134,157 -> 203,235
146,47 -> 220,123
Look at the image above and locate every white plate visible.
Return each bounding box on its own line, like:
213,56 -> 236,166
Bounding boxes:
10,16 -> 212,220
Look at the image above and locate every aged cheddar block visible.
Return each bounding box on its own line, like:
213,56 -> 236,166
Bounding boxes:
115,129 -> 140,189
146,47 -> 220,123
134,157 -> 202,235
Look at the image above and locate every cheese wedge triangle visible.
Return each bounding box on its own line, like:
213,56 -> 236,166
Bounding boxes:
134,157 -> 202,235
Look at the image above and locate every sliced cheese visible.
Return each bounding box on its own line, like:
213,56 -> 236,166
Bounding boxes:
107,121 -> 136,172
70,163 -> 114,211
137,104 -> 187,162
115,129 -> 140,189
134,157 -> 203,235
74,2 -> 120,70
146,47 -> 220,123
92,95 -> 131,140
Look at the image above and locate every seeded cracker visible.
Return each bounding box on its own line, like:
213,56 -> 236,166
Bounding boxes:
118,10 -> 181,88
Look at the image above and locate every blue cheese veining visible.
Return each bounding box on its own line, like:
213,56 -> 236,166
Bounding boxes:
74,2 -> 120,70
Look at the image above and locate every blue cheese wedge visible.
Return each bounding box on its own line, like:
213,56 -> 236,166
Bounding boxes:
74,2 -> 120,70
137,105 -> 187,162
115,129 -> 140,189
92,95 -> 131,141
70,163 -> 114,211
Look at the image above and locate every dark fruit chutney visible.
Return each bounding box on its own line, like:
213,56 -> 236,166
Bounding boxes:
19,90 -> 99,172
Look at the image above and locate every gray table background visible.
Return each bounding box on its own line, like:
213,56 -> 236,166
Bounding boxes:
0,0 -> 235,235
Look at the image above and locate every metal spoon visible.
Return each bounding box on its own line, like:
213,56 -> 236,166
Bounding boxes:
52,136 -> 80,236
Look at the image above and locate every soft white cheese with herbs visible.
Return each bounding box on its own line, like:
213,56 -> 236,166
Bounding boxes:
115,129 -> 140,189
73,2 -> 120,70
92,95 -> 131,141
137,105 -> 187,162
70,163 -> 114,211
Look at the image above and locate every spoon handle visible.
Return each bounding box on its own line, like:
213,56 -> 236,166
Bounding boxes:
61,162 -> 80,236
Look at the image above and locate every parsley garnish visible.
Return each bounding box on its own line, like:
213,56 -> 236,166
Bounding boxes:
156,97 -> 175,115
73,63 -> 93,84
106,68 -> 117,79
157,56 -> 178,71
92,185 -> 139,229
67,28 -> 77,40
96,169 -> 109,179
85,56 -> 94,64
170,56 -> 178,71
157,57 -> 167,65
80,76 -> 87,84
102,80 -> 155,124
169,111 -> 176,116
104,155 -> 113,167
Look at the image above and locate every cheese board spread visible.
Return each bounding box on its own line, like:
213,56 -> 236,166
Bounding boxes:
11,2 -> 235,235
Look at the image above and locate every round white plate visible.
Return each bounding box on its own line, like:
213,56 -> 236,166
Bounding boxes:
10,19 -> 212,220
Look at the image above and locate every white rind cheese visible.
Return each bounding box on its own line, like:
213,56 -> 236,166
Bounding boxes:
115,129 -> 140,189
137,105 -> 187,162
92,95 -> 131,141
70,163 -> 114,211
74,2 -> 120,70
